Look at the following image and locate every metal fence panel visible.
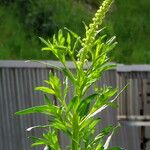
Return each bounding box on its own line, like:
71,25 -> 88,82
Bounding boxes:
1,61 -> 149,150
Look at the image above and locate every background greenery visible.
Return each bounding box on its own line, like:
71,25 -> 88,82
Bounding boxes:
0,0 -> 150,63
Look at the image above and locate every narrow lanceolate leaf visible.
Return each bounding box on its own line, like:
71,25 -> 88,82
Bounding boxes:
63,77 -> 69,100
77,93 -> 98,117
25,60 -> 61,71
44,94 -> 53,106
104,124 -> 121,149
62,68 -> 76,84
106,36 -> 116,45
89,85 -> 127,118
44,146 -> 50,150
15,105 -> 51,115
64,27 -> 80,39
67,96 -> 78,113
31,136 -> 47,147
80,118 -> 101,136
67,33 -> 71,48
39,37 -> 51,47
89,125 -> 115,148
35,87 -> 55,95
26,125 -> 50,132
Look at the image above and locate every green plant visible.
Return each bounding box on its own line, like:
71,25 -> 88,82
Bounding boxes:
16,0 -> 124,149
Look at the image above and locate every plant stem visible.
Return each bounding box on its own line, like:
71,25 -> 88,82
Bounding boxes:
72,112 -> 80,150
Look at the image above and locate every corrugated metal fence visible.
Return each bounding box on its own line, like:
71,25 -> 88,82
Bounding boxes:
0,61 -> 150,150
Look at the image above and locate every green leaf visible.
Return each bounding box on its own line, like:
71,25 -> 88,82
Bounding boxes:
104,42 -> 118,54
77,93 -> 98,117
90,84 -> 128,118
35,87 -> 55,95
90,88 -> 118,114
62,68 -> 76,84
42,130 -> 60,150
64,27 -> 80,39
39,37 -> 51,47
26,125 -> 50,131
52,120 -> 67,132
80,118 -> 101,135
106,36 -> 116,45
26,60 -> 61,71
44,94 -> 53,106
67,96 -> 78,113
89,125 -> 115,148
108,101 -> 118,108
67,33 -> 71,48
31,136 -> 47,147
15,105 -> 51,115
63,77 -> 69,100
58,29 -> 63,43
88,118 -> 101,131
53,34 -> 57,44
44,146 -> 50,150
104,124 -> 121,149
42,47 -> 52,51
52,119 -> 71,136
96,27 -> 106,36
82,21 -> 88,31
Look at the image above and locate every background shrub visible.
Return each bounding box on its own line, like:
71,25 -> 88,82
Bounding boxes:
106,0 -> 150,64
0,0 -> 150,63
